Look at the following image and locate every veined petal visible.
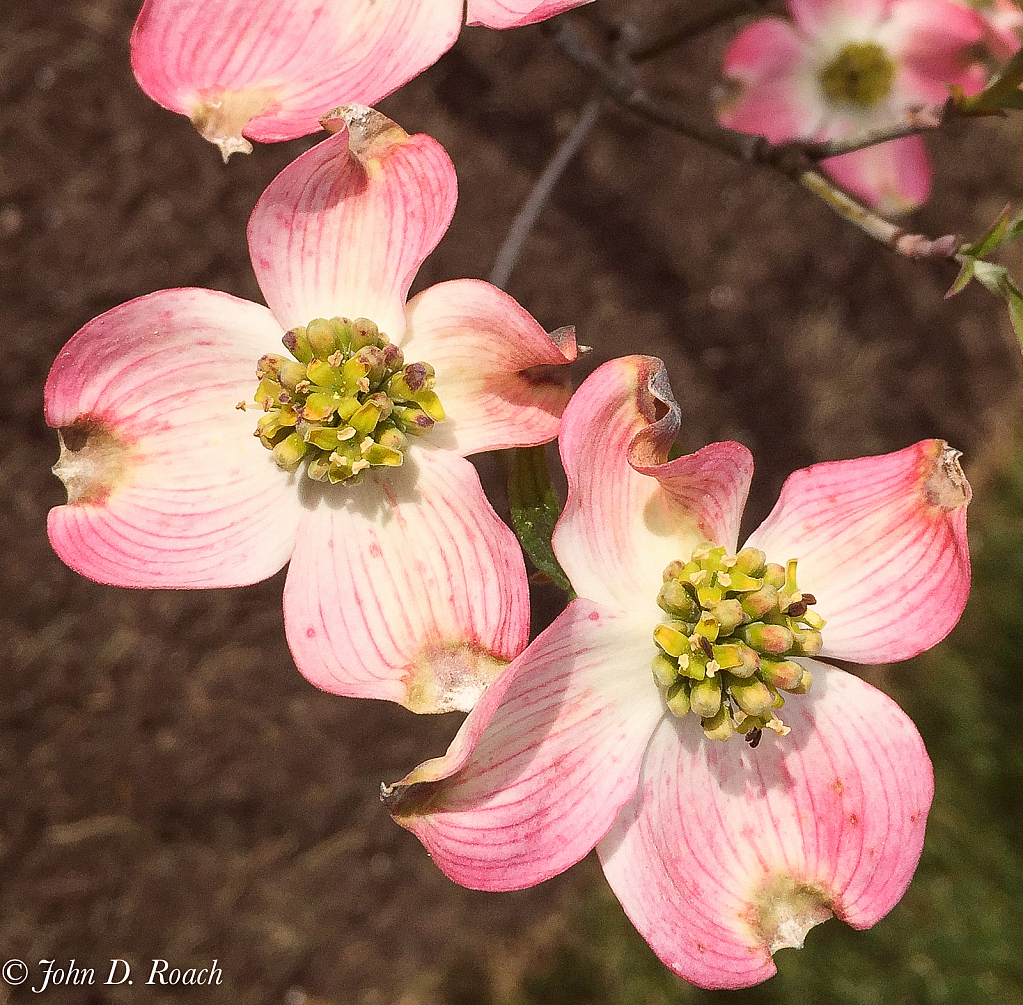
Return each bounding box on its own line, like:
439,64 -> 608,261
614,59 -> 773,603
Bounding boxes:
283,446 -> 528,713
465,0 -> 594,29
248,106 -> 457,338
745,439 -> 970,663
383,599 -> 665,889
403,279 -> 577,457
553,357 -> 754,613
823,136 -> 932,215
130,0 -> 462,152
45,289 -> 300,588
598,663 -> 932,990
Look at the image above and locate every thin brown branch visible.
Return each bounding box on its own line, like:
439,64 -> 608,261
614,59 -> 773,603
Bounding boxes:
543,19 -> 960,262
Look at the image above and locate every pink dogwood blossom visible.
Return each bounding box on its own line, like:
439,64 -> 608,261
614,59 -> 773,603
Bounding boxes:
719,0 -> 986,213
45,106 -> 577,714
131,0 -> 594,159
383,355 -> 972,988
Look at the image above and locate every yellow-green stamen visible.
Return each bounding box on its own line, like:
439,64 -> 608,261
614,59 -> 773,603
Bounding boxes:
819,42 -> 896,108
652,542 -> 825,743
252,317 -> 445,485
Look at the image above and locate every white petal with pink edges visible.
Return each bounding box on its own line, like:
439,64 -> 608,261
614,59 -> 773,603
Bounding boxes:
131,0 -> 462,149
283,446 -> 528,713
403,279 -> 577,457
45,289 -> 301,588
745,439 -> 971,664
598,663 -> 933,990
465,0 -> 593,29
552,356 -> 754,614
384,599 -> 665,889
248,108 -> 457,338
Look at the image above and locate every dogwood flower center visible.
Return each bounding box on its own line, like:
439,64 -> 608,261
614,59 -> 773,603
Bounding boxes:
651,542 -> 825,743
818,42 -> 896,108
251,316 -> 445,485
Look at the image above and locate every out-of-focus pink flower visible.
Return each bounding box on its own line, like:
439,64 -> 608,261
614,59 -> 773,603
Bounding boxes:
953,0 -> 1023,59
720,0 -> 986,213
45,106 -> 577,714
383,355 -> 972,988
131,0 -> 594,159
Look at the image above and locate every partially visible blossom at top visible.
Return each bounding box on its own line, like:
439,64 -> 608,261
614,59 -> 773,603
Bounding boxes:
384,355 -> 971,988
45,106 -> 577,714
131,0 -> 594,159
719,0 -> 986,213
953,0 -> 1023,59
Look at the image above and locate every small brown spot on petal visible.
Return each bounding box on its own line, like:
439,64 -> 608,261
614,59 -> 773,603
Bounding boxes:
833,779 -> 844,796
849,813 -> 859,826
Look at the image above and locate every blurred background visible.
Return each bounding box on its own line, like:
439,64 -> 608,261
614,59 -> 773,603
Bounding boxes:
4,1 -> 1023,1002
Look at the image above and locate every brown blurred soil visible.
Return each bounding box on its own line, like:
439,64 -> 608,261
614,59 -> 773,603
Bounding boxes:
2,2 -> 1023,1004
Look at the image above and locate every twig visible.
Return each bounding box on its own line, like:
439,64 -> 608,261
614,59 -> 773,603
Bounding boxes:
798,172 -> 959,259
543,19 -> 960,261
797,102 -> 949,159
628,0 -> 779,62
489,97 -> 605,289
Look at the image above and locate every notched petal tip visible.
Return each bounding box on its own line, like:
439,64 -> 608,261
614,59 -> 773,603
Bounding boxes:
924,441 -> 971,511
191,88 -> 274,161
52,418 -> 134,505
379,777 -> 444,820
403,646 -> 507,714
319,104 -> 409,166
628,356 -> 682,469
751,876 -> 834,955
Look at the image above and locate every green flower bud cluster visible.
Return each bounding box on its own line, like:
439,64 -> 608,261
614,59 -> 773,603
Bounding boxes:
252,316 -> 445,484
652,542 -> 825,744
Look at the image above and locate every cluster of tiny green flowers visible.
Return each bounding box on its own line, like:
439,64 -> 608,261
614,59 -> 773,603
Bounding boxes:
819,42 -> 896,108
251,317 -> 444,484
652,543 -> 825,744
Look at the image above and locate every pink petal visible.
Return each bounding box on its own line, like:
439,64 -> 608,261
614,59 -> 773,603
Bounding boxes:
879,0 -> 984,83
552,356 -> 754,613
823,135 -> 932,214
979,0 -> 1023,61
383,598 -> 665,888
789,0 -> 888,37
130,0 -> 462,152
45,289 -> 301,588
745,439 -> 971,663
403,279 -> 577,457
599,663 -> 933,990
720,20 -> 824,142
248,107 -> 457,342
283,446 -> 528,713
465,0 -> 594,29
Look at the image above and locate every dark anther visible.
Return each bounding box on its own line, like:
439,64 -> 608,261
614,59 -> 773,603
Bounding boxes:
744,728 -> 763,748
700,636 -> 714,658
801,593 -> 817,605
787,600 -> 808,618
